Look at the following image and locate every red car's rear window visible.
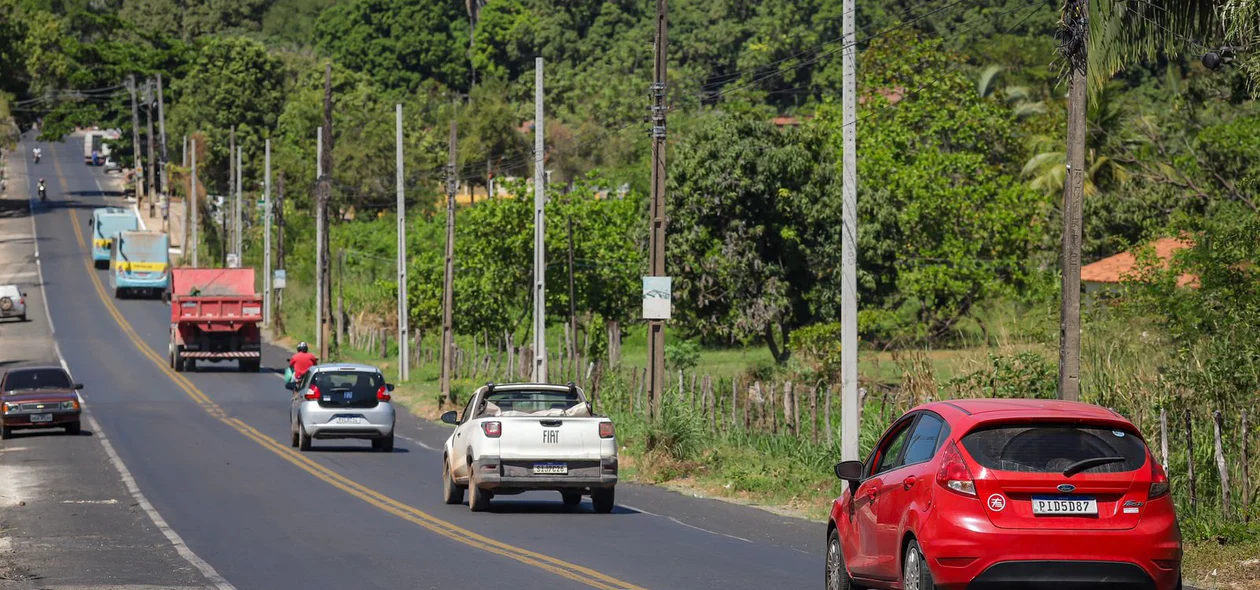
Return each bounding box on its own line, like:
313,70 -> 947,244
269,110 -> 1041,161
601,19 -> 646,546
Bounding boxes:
961,423 -> 1148,474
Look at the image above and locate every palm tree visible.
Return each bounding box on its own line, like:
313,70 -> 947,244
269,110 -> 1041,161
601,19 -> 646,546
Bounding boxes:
1088,0 -> 1225,92
1022,81 -> 1131,197
977,65 -> 1049,119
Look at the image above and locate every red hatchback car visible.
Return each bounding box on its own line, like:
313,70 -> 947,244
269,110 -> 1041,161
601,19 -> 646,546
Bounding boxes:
826,399 -> 1181,590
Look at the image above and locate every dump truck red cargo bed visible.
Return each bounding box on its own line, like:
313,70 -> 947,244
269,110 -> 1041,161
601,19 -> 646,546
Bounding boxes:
169,267 -> 262,373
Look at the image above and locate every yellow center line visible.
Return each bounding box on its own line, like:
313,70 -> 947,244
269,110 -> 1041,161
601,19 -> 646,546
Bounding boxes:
54,150 -> 643,590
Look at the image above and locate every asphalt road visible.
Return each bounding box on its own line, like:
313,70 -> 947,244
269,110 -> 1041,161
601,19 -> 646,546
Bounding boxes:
5,134 -> 825,589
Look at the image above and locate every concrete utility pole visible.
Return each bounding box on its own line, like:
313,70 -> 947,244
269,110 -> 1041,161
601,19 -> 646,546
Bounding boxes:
128,74 -> 143,204
566,214 -> 577,363
840,0 -> 860,461
395,104 -> 409,381
264,139 -> 272,327
1057,0 -> 1088,402
317,64 -> 334,362
440,118 -> 457,404
144,78 -> 157,218
646,0 -> 668,421
533,57 -> 548,383
235,145 -> 243,263
190,138 -> 198,266
228,126 -> 236,267
157,74 -> 169,232
315,125 -> 324,356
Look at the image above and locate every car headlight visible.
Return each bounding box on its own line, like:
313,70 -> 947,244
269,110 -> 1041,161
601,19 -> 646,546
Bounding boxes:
61,400 -> 79,410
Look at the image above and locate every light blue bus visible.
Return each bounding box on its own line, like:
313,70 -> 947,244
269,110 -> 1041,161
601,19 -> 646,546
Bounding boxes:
109,231 -> 170,299
89,207 -> 139,269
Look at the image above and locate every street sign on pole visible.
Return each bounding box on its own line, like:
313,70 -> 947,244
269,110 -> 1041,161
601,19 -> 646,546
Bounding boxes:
274,269 -> 286,289
642,276 -> 672,320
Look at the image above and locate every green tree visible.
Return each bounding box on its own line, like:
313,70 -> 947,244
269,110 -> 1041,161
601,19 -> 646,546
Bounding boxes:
314,0 -> 469,93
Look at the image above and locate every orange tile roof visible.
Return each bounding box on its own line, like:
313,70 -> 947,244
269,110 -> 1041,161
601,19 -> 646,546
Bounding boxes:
1080,237 -> 1196,287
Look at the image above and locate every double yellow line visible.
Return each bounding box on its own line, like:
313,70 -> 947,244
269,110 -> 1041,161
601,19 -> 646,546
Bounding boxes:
55,149 -> 643,590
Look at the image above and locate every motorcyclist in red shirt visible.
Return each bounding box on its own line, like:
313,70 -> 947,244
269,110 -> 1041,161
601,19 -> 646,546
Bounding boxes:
288,341 -> 318,382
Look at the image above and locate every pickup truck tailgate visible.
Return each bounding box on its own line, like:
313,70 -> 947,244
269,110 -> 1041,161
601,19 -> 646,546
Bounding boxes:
497,417 -> 605,460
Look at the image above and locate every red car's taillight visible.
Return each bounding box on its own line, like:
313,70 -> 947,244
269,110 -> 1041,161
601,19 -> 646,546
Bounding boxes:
1149,458 -> 1170,499
936,441 -> 977,497
376,386 -> 391,402
481,421 -> 502,438
598,421 -> 615,439
304,384 -> 321,401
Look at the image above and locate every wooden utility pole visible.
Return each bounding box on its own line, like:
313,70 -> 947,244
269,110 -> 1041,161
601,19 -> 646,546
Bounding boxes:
646,0 -> 668,421
396,104 -> 409,381
128,74 -> 143,204
533,57 -> 548,383
157,74 -> 169,232
144,78 -> 157,218
1057,0 -> 1087,401
440,118 -> 458,405
566,214 -> 577,363
839,0 -> 860,460
317,64 -> 333,361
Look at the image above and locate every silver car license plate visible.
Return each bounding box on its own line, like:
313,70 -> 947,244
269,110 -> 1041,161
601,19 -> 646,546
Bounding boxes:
30,413 -> 53,423
533,462 -> 568,475
334,416 -> 364,425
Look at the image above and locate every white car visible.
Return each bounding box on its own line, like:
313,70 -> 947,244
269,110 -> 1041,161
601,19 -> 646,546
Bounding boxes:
0,285 -> 27,322
440,383 -> 618,513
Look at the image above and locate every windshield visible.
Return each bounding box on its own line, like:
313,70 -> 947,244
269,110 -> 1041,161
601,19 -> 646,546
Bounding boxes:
311,370 -> 383,409
960,423 -> 1148,474
3,368 -> 73,392
485,390 -> 581,413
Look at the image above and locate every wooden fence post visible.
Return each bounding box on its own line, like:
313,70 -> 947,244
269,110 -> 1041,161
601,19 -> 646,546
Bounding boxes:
769,383 -> 778,435
706,376 -> 715,434
639,367 -> 647,416
1214,410 -> 1232,516
1242,409 -> 1250,523
1160,408 -> 1170,473
690,374 -> 697,409
1185,408 -> 1197,515
746,381 -> 756,431
731,377 -> 739,431
811,382 -> 819,445
825,384 -> 833,446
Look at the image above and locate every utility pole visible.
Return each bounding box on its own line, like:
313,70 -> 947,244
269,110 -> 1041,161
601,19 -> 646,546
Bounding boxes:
566,214 -> 577,363
263,138 -> 272,327
235,145 -> 243,264
1057,0 -> 1087,402
275,173 -> 286,333
533,57 -> 548,383
144,78 -> 157,218
228,125 -> 235,267
840,0 -> 860,461
190,138 -> 198,266
157,74 -> 170,233
315,125 -> 324,356
182,135 -> 188,167
396,103 -> 409,381
317,64 -> 333,362
646,0 -> 668,421
128,74 -> 143,204
440,118 -> 457,405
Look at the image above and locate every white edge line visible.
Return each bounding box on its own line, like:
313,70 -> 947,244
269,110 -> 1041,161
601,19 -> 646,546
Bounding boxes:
666,516 -> 754,544
396,434 -> 440,452
30,150 -> 235,590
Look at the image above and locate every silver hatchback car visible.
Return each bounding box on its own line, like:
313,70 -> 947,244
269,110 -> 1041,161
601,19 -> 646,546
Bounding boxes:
288,364 -> 395,452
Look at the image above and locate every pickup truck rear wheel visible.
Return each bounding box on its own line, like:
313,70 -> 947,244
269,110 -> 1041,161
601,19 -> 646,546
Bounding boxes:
561,492 -> 582,506
468,478 -> 491,512
591,488 -> 615,514
442,459 -> 465,504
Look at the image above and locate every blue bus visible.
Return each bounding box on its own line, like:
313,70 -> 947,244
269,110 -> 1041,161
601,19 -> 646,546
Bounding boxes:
109,231 -> 170,299
89,207 -> 139,269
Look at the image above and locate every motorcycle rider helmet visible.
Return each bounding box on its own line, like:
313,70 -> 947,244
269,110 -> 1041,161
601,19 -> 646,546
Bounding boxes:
297,341 -> 309,353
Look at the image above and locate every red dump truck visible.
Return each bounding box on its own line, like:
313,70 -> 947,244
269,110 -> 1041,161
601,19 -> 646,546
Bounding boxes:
169,268 -> 263,373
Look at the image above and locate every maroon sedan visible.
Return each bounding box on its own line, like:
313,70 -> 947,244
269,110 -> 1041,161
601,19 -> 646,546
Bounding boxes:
1,366 -> 84,439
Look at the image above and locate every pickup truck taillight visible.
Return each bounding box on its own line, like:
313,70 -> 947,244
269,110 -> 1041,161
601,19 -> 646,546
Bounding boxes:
304,385 -> 321,401
599,422 -> 615,439
376,386 -> 391,402
481,421 -> 502,438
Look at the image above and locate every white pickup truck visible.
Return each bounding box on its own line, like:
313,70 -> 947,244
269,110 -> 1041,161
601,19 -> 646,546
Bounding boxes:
440,383 -> 618,513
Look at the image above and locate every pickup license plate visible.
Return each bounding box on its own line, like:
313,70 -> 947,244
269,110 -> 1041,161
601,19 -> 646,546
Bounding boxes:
334,416 -> 364,425
30,413 -> 53,423
533,462 -> 567,475
1032,496 -> 1098,515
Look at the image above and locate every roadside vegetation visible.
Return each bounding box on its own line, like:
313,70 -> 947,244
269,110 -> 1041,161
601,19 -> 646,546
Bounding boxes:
4,0 -> 1260,584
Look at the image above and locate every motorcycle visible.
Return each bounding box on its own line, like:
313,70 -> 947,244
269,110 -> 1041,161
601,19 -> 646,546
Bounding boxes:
37,180 -> 46,202
32,154 -> 40,164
